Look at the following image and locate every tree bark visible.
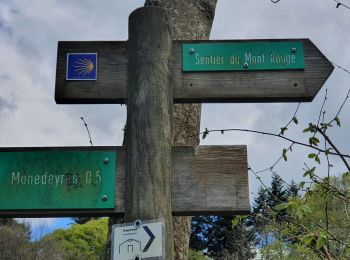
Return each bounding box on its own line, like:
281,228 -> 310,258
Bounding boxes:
105,1 -> 217,259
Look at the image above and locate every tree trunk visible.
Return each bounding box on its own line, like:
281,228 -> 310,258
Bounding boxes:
105,1 -> 217,259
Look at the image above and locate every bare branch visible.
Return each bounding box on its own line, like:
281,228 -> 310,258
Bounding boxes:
80,117 -> 93,147
316,126 -> 350,171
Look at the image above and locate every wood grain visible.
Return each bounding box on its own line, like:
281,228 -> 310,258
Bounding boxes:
55,39 -> 333,104
125,7 -> 174,258
0,145 -> 249,217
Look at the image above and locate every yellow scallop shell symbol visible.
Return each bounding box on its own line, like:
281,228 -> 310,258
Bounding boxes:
74,58 -> 94,75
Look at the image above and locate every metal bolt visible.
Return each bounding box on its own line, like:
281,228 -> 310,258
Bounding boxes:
189,48 -> 195,54
103,158 -> 109,164
102,195 -> 108,201
291,47 -> 297,53
243,63 -> 249,69
134,220 -> 142,228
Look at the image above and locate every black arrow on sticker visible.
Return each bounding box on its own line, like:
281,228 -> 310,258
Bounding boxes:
142,225 -> 155,252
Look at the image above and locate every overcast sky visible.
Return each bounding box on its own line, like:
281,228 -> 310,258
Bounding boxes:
1,0 -> 349,234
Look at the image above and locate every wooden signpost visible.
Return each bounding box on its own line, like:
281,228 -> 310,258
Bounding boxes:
1,4 -> 335,260
0,146 -> 248,217
55,39 -> 333,104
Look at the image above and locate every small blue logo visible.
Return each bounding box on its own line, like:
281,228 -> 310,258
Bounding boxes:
66,53 -> 97,80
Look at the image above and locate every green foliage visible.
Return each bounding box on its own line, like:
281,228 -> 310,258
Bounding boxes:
43,218 -> 108,260
334,116 -> 341,127
292,117 -> 299,125
202,128 -> 209,139
308,136 -> 320,146
274,202 -> 289,211
190,215 -> 255,259
316,234 -> 327,249
282,148 -> 288,161
303,167 -> 316,178
265,174 -> 350,259
303,123 -> 317,133
260,241 -> 319,260
280,127 -> 288,135
188,249 -> 208,260
275,197 -> 311,221
308,153 -> 320,164
248,173 -> 296,251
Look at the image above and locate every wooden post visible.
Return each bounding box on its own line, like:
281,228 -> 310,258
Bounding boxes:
125,7 -> 174,259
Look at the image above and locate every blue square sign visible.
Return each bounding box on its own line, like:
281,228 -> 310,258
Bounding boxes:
66,53 -> 97,80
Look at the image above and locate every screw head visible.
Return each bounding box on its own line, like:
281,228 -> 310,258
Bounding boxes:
103,158 -> 109,164
291,47 -> 297,53
134,220 -> 142,228
243,63 -> 249,69
102,195 -> 108,201
189,48 -> 195,54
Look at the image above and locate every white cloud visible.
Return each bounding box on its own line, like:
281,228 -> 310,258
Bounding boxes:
16,217 -> 56,229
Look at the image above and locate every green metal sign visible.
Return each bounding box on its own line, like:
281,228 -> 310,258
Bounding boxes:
0,150 -> 116,210
182,41 -> 304,72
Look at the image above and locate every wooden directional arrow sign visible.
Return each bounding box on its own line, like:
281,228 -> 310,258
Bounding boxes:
55,39 -> 333,104
0,146 -> 249,217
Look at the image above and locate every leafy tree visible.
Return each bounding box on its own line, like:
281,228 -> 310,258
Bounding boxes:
42,218 -> 108,260
0,219 -> 31,260
288,180 -> 299,197
249,173 -> 294,247
190,215 -> 255,259
263,174 -> 350,259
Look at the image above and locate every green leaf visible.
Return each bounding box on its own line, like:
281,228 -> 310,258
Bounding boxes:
342,172 -> 350,181
315,156 -> 320,164
293,117 -> 298,125
232,217 -> 240,227
282,148 -> 288,161
325,148 -> 331,156
308,153 -> 317,158
298,181 -> 305,189
274,203 -> 289,211
202,128 -> 209,139
304,123 -> 317,133
316,235 -> 327,249
280,127 -> 288,136
301,234 -> 315,245
303,167 -> 316,178
335,116 -> 341,127
309,137 -> 320,146
296,210 -> 303,220
300,204 -> 312,215
281,228 -> 290,236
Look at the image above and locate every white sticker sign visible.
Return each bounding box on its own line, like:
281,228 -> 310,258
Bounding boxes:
111,220 -> 164,260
